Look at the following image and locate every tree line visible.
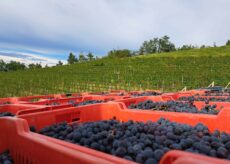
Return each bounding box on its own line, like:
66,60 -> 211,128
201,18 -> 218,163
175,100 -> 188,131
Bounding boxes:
67,36 -> 230,62
67,52 -> 98,65
0,60 -> 45,72
1,36 -> 230,70
98,36 -> 230,59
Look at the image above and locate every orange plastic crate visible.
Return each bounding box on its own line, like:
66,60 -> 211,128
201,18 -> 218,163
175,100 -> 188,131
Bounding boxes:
177,95 -> 230,100
22,97 -> 85,106
0,104 -> 44,116
0,117 -> 121,164
3,103 -> 230,163
18,95 -> 57,102
168,95 -> 230,109
115,96 -> 218,111
82,90 -> 129,97
22,95 -> 129,106
114,96 -> 174,107
109,90 -> 126,93
161,150 -> 230,164
0,97 -> 19,104
9,95 -> 129,116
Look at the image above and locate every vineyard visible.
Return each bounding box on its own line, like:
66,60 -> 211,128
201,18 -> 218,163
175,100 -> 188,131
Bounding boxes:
0,46 -> 230,98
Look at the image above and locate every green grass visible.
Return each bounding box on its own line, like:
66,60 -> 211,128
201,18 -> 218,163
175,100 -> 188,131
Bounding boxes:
0,46 -> 230,97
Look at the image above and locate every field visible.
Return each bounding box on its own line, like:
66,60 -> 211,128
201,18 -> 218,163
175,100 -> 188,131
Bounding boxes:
0,46 -> 230,98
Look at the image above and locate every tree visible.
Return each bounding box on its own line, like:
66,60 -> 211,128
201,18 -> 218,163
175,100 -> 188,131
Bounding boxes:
28,63 -> 42,69
35,63 -> 42,68
87,52 -> 94,61
200,45 -> 206,49
5,61 -> 26,71
28,63 -> 36,69
158,35 -> 176,53
139,39 -> 158,55
139,36 -> 175,55
56,61 -> 63,66
226,40 -> 230,46
67,52 -> 77,64
0,59 -> 6,71
78,53 -> 87,62
107,49 -> 132,58
178,45 -> 197,51
213,42 -> 216,47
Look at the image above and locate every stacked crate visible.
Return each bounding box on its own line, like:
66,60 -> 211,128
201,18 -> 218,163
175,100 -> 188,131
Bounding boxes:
1,89 -> 230,164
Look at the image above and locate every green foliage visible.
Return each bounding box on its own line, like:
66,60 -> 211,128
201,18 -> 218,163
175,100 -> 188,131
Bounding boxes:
67,52 -> 78,64
158,36 -> 176,53
0,46 -> 230,97
5,61 -> 26,71
79,53 -> 88,62
139,35 -> 175,55
87,52 -> 94,61
28,63 -> 42,69
200,45 -> 206,49
0,59 -> 6,71
178,45 -> 197,51
56,61 -> 63,66
107,49 -> 132,58
0,60 -> 27,71
226,40 -> 230,46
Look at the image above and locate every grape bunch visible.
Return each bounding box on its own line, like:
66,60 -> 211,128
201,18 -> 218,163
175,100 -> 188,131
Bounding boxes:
72,100 -> 104,107
0,150 -> 13,164
44,100 -> 105,107
131,92 -> 162,97
38,118 -> 230,164
204,93 -> 230,96
45,102 -> 61,106
204,90 -> 230,96
68,100 -> 78,106
0,112 -> 15,117
179,96 -> 230,102
128,100 -> 219,115
51,102 -> 61,106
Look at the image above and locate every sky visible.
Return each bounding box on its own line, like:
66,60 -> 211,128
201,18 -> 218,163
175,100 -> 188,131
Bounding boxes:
0,0 -> 230,66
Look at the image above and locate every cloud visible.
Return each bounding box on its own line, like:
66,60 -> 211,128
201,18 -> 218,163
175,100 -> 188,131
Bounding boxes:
0,49 -> 66,66
0,0 -> 230,58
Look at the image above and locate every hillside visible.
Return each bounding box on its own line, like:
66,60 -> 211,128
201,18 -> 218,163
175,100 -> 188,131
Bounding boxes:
0,46 -> 230,97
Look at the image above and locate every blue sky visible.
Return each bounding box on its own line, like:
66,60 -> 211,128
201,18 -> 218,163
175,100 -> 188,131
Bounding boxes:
0,0 -> 230,65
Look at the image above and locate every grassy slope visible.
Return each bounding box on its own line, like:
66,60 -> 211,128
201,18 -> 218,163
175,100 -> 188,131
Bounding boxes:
0,46 -> 230,97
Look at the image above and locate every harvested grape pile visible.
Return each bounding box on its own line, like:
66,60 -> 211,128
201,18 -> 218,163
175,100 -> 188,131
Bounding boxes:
128,100 -> 219,115
203,91 -> 230,96
45,102 -> 61,106
38,119 -> 230,164
0,150 -> 13,164
75,100 -> 104,106
0,112 -> 15,117
179,96 -> 230,102
44,100 -> 105,107
131,92 -> 162,97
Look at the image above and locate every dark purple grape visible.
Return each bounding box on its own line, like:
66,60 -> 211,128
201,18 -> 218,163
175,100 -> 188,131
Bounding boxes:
0,150 -> 13,164
0,112 -> 15,117
37,118 -> 230,163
